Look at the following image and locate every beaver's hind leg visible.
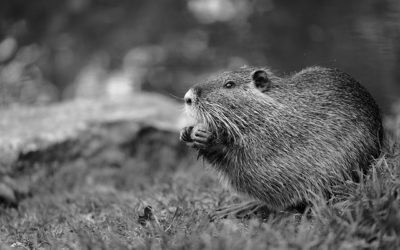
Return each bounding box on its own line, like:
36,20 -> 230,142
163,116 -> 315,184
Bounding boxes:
209,201 -> 270,221
210,201 -> 310,221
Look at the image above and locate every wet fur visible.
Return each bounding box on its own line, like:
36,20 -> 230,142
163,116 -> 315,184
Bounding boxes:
186,66 -> 383,210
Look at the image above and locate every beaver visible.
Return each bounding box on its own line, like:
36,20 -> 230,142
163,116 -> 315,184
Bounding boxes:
180,66 -> 383,219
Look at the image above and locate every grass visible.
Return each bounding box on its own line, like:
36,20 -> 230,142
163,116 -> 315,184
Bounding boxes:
0,112 -> 399,250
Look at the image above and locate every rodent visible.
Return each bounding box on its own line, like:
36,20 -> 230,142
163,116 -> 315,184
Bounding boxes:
180,66 -> 383,212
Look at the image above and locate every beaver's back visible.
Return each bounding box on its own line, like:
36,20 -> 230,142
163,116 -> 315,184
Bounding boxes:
270,66 -> 382,177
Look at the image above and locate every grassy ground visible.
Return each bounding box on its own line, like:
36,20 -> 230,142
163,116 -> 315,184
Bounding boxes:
1,112 -> 399,250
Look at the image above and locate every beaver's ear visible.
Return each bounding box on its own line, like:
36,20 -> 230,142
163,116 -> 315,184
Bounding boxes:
252,70 -> 271,92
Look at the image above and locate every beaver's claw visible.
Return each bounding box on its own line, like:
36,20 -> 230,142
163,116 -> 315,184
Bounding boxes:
180,126 -> 213,149
209,201 -> 270,222
191,128 -> 212,149
180,126 -> 194,143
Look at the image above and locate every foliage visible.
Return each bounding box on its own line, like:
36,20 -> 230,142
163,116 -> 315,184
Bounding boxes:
0,110 -> 399,250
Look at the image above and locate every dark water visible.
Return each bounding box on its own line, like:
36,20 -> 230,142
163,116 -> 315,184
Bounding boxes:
1,0 -> 399,113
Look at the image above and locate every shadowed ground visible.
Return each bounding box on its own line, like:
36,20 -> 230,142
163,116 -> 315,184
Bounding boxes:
0,95 -> 399,249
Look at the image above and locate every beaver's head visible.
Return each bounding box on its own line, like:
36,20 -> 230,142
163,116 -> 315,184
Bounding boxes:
184,67 -> 280,142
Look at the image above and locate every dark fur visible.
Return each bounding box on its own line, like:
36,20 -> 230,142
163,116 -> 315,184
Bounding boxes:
184,66 -> 383,210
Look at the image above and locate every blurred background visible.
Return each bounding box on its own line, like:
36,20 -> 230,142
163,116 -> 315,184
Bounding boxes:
0,0 -> 399,113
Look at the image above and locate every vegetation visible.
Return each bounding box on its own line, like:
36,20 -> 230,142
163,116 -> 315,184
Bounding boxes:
0,109 -> 399,250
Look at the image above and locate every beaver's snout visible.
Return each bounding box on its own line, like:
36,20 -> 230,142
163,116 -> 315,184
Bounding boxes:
184,88 -> 194,105
184,88 -> 201,106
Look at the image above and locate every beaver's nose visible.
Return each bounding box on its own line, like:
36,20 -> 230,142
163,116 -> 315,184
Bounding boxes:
184,88 -> 195,105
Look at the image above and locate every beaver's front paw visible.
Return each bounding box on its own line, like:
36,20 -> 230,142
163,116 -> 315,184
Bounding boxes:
180,125 -> 213,149
191,125 -> 213,150
180,126 -> 194,143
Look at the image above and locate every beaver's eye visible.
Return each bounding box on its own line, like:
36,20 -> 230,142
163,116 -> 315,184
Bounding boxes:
224,81 -> 235,89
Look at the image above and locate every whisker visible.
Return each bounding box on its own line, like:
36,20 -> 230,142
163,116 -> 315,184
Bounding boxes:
167,92 -> 184,101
